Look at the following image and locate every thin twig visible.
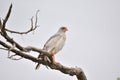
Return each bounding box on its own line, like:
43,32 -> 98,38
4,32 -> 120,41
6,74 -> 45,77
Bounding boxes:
35,10 -> 39,27
8,54 -> 23,60
0,47 -> 8,51
8,43 -> 15,58
10,57 -> 23,60
0,18 -> 2,32
2,4 -> 12,29
5,10 -> 39,35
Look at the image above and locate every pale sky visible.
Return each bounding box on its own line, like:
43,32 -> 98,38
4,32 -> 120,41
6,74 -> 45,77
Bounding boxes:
0,0 -> 120,80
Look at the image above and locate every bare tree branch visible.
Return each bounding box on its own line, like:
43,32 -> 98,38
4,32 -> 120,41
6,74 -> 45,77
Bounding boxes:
0,47 -> 8,51
0,18 -> 2,32
0,4 -> 87,80
8,43 -> 16,57
0,4 -> 25,51
5,10 -> 39,35
2,4 -> 12,29
8,54 -> 23,60
0,5 -> 39,51
35,10 -> 39,28
0,40 -> 87,80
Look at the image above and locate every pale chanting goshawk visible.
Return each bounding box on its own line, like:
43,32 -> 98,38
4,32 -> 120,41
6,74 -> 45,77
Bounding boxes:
35,27 -> 68,70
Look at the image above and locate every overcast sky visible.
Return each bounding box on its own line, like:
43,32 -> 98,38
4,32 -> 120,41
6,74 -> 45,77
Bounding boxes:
0,0 -> 120,80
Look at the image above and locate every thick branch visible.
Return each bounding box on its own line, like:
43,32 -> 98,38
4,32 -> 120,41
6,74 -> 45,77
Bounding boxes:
0,40 -> 43,63
24,46 -> 51,57
1,31 -> 25,51
0,40 -> 87,80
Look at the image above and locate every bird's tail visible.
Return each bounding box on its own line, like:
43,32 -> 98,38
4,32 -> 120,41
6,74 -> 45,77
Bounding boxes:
35,53 -> 43,70
35,63 -> 40,70
35,54 -> 51,70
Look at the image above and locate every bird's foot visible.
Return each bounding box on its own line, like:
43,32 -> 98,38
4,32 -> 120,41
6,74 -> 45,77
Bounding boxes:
54,61 -> 59,64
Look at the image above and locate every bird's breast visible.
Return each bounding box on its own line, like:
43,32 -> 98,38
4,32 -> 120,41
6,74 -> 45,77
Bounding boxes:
52,36 -> 66,54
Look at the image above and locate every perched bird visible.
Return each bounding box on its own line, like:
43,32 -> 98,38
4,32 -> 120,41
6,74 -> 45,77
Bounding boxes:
35,27 -> 68,70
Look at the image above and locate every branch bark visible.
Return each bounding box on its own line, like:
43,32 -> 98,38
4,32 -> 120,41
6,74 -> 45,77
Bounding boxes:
0,4 -> 87,80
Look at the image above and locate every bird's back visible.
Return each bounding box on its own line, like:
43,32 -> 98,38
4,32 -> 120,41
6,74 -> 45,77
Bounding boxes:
43,32 -> 66,54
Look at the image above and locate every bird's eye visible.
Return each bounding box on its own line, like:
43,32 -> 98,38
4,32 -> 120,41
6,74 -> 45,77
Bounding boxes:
61,27 -> 68,31
61,27 -> 66,30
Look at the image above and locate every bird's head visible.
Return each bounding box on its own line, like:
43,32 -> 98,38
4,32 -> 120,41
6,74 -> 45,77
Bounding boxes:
59,27 -> 68,32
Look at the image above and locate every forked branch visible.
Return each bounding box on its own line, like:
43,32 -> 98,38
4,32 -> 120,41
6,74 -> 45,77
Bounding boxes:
5,10 -> 39,35
0,4 -> 87,80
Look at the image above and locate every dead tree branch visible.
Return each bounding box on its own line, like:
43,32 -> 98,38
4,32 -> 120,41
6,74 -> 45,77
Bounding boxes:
2,4 -> 12,29
0,4 -> 87,80
5,10 -> 39,35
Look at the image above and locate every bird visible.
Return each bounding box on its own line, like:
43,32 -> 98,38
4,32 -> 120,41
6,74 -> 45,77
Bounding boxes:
35,27 -> 68,70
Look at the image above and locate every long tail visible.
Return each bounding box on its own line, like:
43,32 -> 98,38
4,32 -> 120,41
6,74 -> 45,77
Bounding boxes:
35,63 -> 40,70
35,53 -> 42,70
35,54 -> 50,70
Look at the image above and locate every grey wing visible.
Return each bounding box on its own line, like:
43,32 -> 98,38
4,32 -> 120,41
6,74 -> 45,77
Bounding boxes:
43,34 -> 62,51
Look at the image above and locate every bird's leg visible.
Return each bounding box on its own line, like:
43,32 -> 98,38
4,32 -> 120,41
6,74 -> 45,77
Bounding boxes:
52,54 -> 59,64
